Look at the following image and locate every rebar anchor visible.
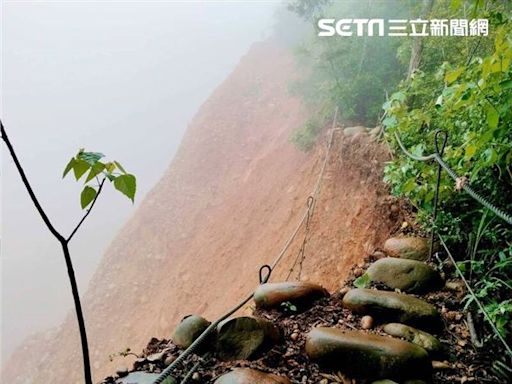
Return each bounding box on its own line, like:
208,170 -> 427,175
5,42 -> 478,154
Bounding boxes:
429,130 -> 448,260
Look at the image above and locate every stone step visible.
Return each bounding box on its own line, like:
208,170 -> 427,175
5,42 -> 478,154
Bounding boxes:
253,281 -> 329,310
172,315 -> 211,349
367,257 -> 442,293
305,327 -> 430,380
342,288 -> 440,329
383,323 -> 443,356
214,368 -> 291,384
383,237 -> 430,261
216,316 -> 281,360
116,372 -> 175,384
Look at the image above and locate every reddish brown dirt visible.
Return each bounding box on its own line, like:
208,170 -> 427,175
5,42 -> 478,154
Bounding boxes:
2,39 -> 398,384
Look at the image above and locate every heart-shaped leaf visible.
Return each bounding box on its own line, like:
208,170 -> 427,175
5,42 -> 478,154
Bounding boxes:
80,186 -> 97,209
113,174 -> 136,203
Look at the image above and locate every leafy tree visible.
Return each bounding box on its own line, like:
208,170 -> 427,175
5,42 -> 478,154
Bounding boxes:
383,1 -> 512,345
1,121 -> 136,384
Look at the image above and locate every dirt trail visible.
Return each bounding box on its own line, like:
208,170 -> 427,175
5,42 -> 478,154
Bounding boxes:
2,39 -> 398,384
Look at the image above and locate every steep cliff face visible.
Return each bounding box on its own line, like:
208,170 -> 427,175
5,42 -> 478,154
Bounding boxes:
3,39 -> 397,384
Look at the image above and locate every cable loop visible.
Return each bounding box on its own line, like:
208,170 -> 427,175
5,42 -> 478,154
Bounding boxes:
259,265 -> 272,284
434,129 -> 447,156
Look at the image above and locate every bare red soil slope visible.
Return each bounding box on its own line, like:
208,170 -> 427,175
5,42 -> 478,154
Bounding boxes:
3,39 -> 398,384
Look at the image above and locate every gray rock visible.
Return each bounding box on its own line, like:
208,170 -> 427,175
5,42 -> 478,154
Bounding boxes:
342,289 -> 440,329
367,258 -> 442,293
116,372 -> 176,384
383,237 -> 430,261
384,323 -> 443,356
146,350 -> 167,363
253,282 -> 328,310
216,316 -> 280,361
214,368 -> 291,384
305,327 -> 430,380
172,315 -> 210,348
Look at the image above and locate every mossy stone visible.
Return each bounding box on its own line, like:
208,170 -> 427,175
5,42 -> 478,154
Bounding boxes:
367,258 -> 442,293
305,327 -> 430,380
384,323 -> 443,356
216,317 -> 280,361
342,289 -> 440,329
253,282 -> 328,310
172,315 -> 210,349
384,237 -> 430,261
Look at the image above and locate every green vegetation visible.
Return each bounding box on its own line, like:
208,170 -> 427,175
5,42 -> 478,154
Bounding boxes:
290,116 -> 324,151
63,149 -> 137,207
280,301 -> 299,313
353,273 -> 371,289
287,0 -> 512,349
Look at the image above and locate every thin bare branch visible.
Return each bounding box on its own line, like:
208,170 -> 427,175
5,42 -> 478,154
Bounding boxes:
0,120 -> 65,242
66,177 -> 106,242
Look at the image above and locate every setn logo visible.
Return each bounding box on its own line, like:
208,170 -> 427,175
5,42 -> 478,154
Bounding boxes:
318,19 -> 385,37
318,18 -> 489,37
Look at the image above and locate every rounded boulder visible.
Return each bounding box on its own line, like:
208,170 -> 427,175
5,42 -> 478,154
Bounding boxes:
254,282 -> 328,310
305,327 -> 430,380
367,258 -> 442,293
172,315 -> 210,349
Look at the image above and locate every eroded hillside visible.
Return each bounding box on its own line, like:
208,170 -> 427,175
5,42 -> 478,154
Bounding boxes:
3,39 -> 398,384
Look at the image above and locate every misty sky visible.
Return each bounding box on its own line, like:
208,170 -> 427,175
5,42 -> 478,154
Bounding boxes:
1,0 -> 280,364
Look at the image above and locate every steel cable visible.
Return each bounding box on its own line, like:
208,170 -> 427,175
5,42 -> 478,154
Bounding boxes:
394,131 -> 512,225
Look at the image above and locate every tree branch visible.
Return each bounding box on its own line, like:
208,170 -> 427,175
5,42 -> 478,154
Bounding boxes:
66,177 -> 106,242
0,120 -> 65,242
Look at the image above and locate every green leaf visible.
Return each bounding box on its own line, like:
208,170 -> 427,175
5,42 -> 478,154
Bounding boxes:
465,144 -> 477,160
499,79 -> 512,90
80,186 -> 97,209
403,178 -> 417,194
78,151 -> 105,166
85,162 -> 105,183
73,159 -> 91,181
483,148 -> 498,165
445,67 -> 464,84
114,161 -> 127,174
354,273 -> 371,289
486,105 -> 499,129
391,91 -> 406,102
113,174 -> 136,202
63,158 -> 76,178
104,162 -> 116,173
382,116 -> 397,128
